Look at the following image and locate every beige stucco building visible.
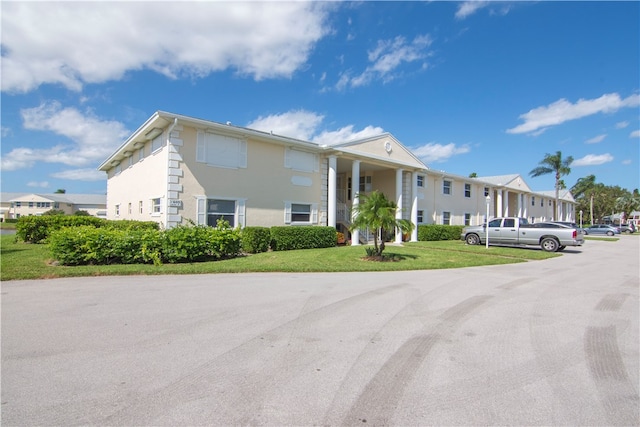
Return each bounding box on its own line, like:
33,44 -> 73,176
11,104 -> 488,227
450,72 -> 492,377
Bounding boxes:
98,111 -> 576,243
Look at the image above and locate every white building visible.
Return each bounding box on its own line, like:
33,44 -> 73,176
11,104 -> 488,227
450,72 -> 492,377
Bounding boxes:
98,111 -> 576,243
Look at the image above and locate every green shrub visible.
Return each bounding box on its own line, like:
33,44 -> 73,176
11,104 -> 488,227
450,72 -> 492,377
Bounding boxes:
270,226 -> 336,251
241,226 -> 271,253
15,216 -> 158,243
418,224 -> 464,241
49,226 -> 163,265
161,221 -> 241,263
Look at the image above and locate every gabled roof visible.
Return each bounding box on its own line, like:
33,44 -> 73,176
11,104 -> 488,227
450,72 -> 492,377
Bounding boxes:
475,174 -> 532,192
4,193 -> 106,205
536,190 -> 576,202
326,133 -> 427,170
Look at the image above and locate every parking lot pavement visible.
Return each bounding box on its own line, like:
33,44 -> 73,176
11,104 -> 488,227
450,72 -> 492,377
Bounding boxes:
2,237 -> 639,426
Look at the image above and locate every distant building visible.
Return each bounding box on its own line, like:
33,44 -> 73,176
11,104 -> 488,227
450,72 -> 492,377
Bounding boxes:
0,193 -> 107,220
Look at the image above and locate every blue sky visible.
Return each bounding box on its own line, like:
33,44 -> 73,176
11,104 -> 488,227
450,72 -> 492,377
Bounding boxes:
1,1 -> 639,195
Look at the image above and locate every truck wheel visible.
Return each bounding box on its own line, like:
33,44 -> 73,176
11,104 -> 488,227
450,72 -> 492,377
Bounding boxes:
541,237 -> 559,252
465,234 -> 480,245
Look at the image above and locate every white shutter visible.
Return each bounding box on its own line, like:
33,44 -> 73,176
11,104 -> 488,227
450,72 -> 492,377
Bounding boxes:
237,200 -> 246,228
239,140 -> 247,168
196,196 -> 206,225
284,148 -> 291,169
312,203 -> 318,223
196,131 -> 206,163
284,201 -> 291,224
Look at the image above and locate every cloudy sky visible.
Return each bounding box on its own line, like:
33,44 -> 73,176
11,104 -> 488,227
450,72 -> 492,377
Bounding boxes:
1,1 -> 638,194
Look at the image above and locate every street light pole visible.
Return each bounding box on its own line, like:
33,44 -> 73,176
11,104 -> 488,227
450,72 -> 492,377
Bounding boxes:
485,195 -> 491,249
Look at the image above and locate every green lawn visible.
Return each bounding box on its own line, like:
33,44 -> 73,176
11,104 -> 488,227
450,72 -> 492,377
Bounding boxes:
0,235 -> 561,281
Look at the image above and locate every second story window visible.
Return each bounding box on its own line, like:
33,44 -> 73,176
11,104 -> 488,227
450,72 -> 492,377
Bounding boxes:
443,180 -> 452,195
417,175 -> 424,188
464,183 -> 471,198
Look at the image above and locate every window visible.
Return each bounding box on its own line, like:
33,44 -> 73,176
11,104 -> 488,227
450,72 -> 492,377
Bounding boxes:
128,203 -> 132,214
359,176 -> 372,192
15,201 -> 21,207
115,204 -> 120,216
464,183 -> 471,198
503,218 -> 515,227
29,202 -> 34,208
464,213 -> 471,225
285,202 -> 318,224
541,198 -> 543,207
484,187 -> 489,197
284,147 -> 318,173
531,196 -> 536,206
115,163 -> 122,175
207,199 -> 236,226
139,201 -> 143,214
197,131 -> 247,169
549,200 -> 552,206
443,180 -> 452,195
54,202 -> 59,209
151,134 -> 164,153
443,211 -> 451,225
417,210 -> 424,223
128,156 -> 133,168
488,218 -> 502,227
417,175 -> 424,188
152,198 -> 161,214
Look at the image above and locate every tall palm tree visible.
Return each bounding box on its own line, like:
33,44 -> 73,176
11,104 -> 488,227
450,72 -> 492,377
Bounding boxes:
529,151 -> 573,220
350,190 -> 413,257
570,174 -> 596,199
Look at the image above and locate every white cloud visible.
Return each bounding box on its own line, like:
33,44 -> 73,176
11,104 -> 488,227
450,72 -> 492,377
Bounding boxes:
51,169 -> 106,182
1,126 -> 12,137
336,35 -> 433,90
630,130 -> 640,138
1,2 -> 332,93
573,153 -> 614,167
585,134 -> 606,144
247,110 -> 325,141
615,121 -> 629,129
314,125 -> 384,146
455,1 -> 490,20
27,181 -> 49,188
411,142 -> 470,164
507,93 -> 640,135
246,109 -> 383,145
0,102 -> 129,171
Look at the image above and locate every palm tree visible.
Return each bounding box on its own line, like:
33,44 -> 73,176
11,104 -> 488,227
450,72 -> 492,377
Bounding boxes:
350,190 -> 414,258
529,151 -> 573,220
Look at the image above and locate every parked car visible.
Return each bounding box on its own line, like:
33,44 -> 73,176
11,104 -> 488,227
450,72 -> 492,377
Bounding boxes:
549,221 -> 586,234
583,224 -> 621,236
618,223 -> 636,234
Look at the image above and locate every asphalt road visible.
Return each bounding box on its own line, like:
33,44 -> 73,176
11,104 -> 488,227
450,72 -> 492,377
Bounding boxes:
2,238 -> 638,426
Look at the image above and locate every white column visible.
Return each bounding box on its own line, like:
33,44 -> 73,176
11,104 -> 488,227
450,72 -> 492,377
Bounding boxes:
328,156 -> 337,228
351,160 -> 360,246
497,190 -> 503,217
517,192 -> 522,217
395,168 -> 403,243
523,194 -> 528,219
411,172 -> 418,242
504,191 -> 510,217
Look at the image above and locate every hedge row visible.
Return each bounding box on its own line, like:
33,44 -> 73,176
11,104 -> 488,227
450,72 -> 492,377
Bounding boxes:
15,216 -> 159,243
270,226 -> 337,251
49,224 -> 241,265
417,224 -> 464,241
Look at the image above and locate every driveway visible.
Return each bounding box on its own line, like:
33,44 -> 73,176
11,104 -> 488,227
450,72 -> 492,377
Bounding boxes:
2,238 -> 638,426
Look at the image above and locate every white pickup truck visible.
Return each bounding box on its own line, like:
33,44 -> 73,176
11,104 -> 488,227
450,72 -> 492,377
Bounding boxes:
461,217 -> 584,252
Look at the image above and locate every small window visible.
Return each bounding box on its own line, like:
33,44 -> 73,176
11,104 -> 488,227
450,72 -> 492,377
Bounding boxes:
128,156 -> 133,168
152,198 -> 161,214
443,211 -> 451,225
207,199 -> 236,226
29,202 -> 34,208
417,175 -> 424,188
115,163 -> 122,175
115,204 -> 120,216
15,201 -> 22,207
291,203 -> 311,222
139,201 -> 143,214
464,183 -> 471,198
443,180 -> 452,195
503,218 -> 515,227
359,176 -> 372,192
417,210 -> 424,223
152,134 -> 164,153
464,213 -> 471,226
531,196 -> 535,206
549,200 -> 552,206
138,147 -> 145,161
128,203 -> 132,214
484,187 -> 489,197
